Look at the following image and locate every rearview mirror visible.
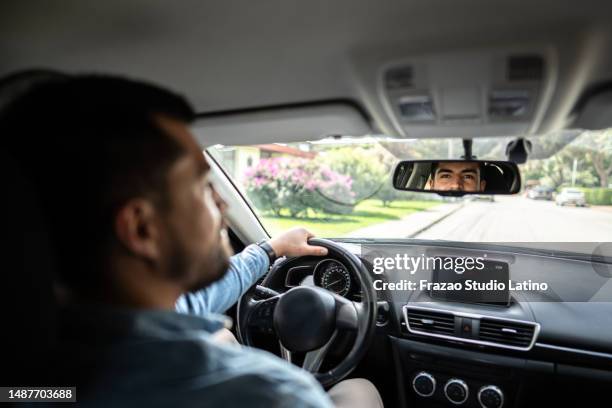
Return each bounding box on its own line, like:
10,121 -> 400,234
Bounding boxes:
392,160 -> 521,196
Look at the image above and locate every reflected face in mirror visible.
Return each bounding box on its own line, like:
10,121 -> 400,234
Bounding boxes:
427,161 -> 486,192
393,159 -> 519,195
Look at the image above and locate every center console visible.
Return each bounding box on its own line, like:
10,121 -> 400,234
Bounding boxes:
412,370 -> 504,407
352,242 -> 612,408
390,329 -> 552,408
390,297 -> 543,406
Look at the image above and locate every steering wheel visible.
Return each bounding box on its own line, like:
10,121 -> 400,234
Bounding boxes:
237,238 -> 377,388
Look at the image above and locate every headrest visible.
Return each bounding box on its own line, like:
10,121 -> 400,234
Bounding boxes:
483,164 -> 509,192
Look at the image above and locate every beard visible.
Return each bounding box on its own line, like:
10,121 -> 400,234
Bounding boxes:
164,225 -> 232,293
185,244 -> 230,292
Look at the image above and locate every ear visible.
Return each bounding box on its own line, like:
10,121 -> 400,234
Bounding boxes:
114,199 -> 162,262
480,180 -> 487,192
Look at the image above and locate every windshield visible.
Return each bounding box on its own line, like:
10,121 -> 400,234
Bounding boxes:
207,129 -> 612,253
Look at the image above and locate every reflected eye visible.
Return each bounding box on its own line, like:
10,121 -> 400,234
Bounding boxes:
463,174 -> 475,181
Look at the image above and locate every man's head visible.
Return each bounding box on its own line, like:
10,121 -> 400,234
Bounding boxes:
427,161 -> 486,192
1,75 -> 232,306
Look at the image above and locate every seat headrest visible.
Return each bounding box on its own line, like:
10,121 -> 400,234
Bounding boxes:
483,164 -> 509,192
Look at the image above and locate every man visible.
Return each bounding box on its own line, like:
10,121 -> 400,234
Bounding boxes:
2,74 -> 382,407
427,161 -> 486,192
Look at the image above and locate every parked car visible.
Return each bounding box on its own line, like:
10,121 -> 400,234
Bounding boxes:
555,188 -> 587,206
527,186 -> 554,200
466,194 -> 495,202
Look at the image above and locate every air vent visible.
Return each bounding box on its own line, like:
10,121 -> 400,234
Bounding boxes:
403,306 -> 540,351
507,55 -> 544,81
385,66 -> 413,89
479,318 -> 537,348
406,307 -> 455,336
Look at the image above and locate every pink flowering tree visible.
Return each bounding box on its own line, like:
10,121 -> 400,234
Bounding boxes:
244,157 -> 355,217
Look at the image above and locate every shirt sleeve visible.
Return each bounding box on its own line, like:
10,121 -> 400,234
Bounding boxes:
176,244 -> 270,316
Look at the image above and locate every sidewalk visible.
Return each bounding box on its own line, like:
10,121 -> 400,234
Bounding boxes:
592,205 -> 612,213
345,202 -> 464,239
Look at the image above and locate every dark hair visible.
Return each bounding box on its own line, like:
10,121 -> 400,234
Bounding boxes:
1,74 -> 196,291
0,69 -> 68,111
430,161 -> 485,179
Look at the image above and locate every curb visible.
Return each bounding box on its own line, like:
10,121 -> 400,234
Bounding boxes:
407,202 -> 465,238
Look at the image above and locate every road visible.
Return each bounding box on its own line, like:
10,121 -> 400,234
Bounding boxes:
413,196 -> 612,243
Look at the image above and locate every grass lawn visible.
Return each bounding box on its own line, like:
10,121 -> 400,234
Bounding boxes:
260,199 -> 440,237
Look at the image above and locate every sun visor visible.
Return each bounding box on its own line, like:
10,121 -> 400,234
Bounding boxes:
572,87 -> 612,130
192,102 -> 372,147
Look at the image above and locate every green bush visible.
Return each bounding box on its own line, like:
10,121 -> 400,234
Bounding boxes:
376,177 -> 400,206
580,188 -> 612,205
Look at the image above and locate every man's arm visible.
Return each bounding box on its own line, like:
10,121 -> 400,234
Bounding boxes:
176,228 -> 328,316
176,244 -> 269,315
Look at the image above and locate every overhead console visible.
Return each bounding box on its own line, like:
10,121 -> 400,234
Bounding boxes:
379,49 -> 552,139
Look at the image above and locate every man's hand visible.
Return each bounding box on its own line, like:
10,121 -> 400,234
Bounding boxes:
268,227 -> 328,258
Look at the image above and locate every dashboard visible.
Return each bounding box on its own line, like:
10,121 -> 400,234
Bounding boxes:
282,257 -> 362,301
260,239 -> 612,407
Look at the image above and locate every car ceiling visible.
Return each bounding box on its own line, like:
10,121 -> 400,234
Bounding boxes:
2,0 -> 612,137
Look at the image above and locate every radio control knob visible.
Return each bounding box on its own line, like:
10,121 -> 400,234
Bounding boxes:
444,378 -> 468,404
478,385 -> 504,408
412,372 -> 436,397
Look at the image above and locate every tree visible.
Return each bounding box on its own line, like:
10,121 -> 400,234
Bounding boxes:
319,146 -> 390,204
584,130 -> 612,187
522,130 -> 610,189
590,152 -> 612,187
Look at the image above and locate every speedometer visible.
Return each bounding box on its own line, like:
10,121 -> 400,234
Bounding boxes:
320,261 -> 351,296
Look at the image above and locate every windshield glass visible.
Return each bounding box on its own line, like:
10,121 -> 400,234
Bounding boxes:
207,129 -> 612,252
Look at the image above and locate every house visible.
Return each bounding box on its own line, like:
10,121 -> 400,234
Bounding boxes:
211,144 -> 316,185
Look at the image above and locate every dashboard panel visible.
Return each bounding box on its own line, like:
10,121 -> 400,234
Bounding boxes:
351,240 -> 612,407
267,240 -> 612,357
263,240 -> 612,407
277,256 -> 363,301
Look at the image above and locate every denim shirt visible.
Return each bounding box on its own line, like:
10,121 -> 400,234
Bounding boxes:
176,244 -> 271,315
60,245 -> 334,407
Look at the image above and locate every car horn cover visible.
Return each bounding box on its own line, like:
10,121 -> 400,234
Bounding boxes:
273,286 -> 336,353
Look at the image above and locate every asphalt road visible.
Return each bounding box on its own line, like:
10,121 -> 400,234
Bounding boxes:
414,196 -> 612,242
